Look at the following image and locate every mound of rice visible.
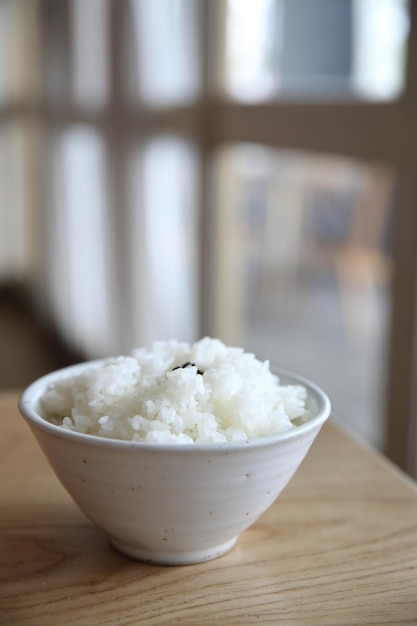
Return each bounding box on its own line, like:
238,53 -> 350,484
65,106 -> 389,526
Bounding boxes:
41,337 -> 312,444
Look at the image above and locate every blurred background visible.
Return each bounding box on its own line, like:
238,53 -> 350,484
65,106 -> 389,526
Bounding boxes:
1,0 -> 417,475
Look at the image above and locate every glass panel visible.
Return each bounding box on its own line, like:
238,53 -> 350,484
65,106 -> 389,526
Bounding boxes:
0,0 -> 42,104
0,125 -> 21,280
45,126 -> 114,357
222,0 -> 410,102
69,0 -> 110,110
126,136 -> 199,348
0,1 -> 11,104
212,145 -> 395,449
0,122 -> 40,282
352,0 -> 410,99
126,0 -> 200,106
223,0 -> 280,101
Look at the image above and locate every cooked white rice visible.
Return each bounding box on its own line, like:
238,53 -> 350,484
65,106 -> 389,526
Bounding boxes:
41,337 -> 312,444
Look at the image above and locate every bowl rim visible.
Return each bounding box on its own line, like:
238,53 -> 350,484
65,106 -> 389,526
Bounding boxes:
18,358 -> 331,451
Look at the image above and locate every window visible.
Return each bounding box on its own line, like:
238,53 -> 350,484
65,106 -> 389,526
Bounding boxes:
213,145 -> 394,448
0,0 -> 416,475
222,0 -> 409,101
127,137 -> 199,348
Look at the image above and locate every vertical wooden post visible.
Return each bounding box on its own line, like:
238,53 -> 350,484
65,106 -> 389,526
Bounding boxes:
386,1 -> 417,476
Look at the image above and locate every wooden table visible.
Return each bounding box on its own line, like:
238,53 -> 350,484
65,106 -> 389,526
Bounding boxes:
2,390 -> 417,625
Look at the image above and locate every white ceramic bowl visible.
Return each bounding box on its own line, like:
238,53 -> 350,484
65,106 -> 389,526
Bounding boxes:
19,361 -> 331,565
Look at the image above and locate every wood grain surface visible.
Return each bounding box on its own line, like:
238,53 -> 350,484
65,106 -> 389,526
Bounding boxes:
1,390 -> 417,625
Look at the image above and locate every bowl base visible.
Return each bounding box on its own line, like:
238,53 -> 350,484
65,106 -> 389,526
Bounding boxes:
111,536 -> 238,565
